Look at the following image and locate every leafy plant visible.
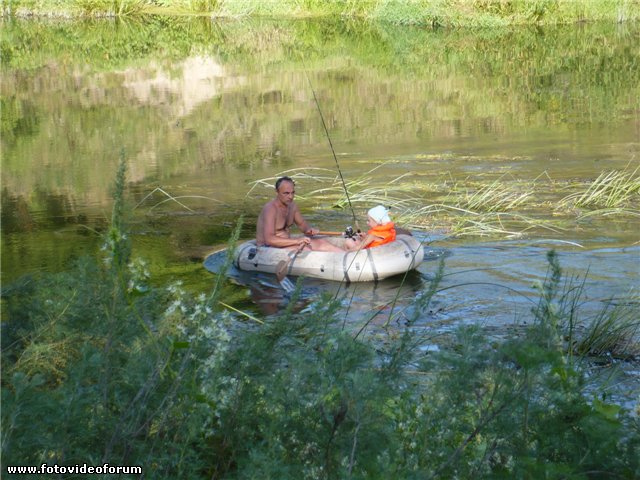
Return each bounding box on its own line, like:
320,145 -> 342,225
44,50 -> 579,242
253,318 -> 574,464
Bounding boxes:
2,163 -> 639,479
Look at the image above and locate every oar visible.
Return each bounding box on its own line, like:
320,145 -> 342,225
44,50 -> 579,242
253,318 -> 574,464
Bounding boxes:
315,230 -> 344,236
275,244 -> 305,292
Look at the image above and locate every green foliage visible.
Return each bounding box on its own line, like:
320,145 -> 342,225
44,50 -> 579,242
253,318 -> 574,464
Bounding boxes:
75,0 -> 149,16
4,0 -> 639,24
2,0 -> 152,16
2,165 -> 639,478
1,158 -> 242,478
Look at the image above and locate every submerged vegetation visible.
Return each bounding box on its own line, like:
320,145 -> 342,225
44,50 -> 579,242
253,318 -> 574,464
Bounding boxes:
259,163 -> 639,239
3,158 -> 640,479
3,0 -> 640,26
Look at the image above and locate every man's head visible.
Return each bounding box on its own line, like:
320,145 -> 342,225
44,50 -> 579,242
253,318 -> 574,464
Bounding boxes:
275,176 -> 295,190
275,176 -> 295,205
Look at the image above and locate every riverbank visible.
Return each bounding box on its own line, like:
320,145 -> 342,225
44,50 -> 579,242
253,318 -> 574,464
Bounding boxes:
3,0 -> 640,26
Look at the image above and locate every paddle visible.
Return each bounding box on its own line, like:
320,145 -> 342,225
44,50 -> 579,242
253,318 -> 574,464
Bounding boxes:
275,243 -> 305,292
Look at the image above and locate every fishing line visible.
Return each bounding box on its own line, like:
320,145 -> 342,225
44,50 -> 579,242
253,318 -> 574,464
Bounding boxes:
301,61 -> 359,231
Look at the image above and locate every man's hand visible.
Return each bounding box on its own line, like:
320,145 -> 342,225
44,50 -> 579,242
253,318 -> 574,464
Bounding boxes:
305,227 -> 319,236
298,236 -> 312,248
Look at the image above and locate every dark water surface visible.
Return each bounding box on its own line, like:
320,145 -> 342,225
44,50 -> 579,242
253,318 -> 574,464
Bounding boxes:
2,17 -> 638,358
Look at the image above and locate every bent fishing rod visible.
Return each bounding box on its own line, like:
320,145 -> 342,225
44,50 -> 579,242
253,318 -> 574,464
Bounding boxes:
302,64 -> 360,232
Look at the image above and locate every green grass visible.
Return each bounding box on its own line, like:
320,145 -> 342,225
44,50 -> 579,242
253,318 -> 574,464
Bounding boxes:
4,0 -> 640,25
574,296 -> 640,359
561,166 -> 640,210
3,0 -> 149,16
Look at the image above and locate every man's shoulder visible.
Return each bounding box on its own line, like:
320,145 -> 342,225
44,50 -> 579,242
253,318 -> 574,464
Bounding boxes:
261,199 -> 277,212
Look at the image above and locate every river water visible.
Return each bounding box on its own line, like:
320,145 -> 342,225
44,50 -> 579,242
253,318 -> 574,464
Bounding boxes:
2,17 -> 639,398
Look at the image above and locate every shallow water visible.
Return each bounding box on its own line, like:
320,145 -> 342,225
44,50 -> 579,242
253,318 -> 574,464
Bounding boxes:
2,18 -> 638,397
205,235 -> 639,408
204,236 -> 638,325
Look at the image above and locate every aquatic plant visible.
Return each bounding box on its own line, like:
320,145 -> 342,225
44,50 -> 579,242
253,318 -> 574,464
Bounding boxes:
2,162 -> 639,478
454,177 -> 533,213
531,250 -> 640,361
574,296 -> 640,360
251,164 -> 638,241
561,166 -> 640,210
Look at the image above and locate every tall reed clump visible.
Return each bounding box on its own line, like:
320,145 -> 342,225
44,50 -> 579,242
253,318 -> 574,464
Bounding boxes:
561,166 -> 640,211
2,160 -> 639,478
575,296 -> 640,359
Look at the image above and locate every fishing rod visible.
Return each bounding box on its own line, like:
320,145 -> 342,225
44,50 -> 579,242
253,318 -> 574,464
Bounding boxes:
302,65 -> 360,231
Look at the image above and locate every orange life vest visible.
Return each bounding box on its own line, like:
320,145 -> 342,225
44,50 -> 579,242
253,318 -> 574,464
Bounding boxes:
365,222 -> 396,249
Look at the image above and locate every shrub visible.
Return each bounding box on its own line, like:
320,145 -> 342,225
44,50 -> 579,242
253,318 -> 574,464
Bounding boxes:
2,160 -> 638,478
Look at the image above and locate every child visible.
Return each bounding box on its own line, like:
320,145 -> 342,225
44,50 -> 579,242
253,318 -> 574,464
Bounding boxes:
345,205 -> 397,251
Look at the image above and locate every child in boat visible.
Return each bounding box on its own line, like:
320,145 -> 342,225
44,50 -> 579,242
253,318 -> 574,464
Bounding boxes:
345,205 -> 396,250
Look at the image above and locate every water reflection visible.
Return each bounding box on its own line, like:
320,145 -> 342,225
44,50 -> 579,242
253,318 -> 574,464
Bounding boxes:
204,244 -> 449,318
2,18 -> 638,312
204,240 -> 638,353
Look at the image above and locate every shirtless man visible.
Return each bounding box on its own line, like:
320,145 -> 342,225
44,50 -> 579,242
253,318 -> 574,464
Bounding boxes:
256,176 -> 344,252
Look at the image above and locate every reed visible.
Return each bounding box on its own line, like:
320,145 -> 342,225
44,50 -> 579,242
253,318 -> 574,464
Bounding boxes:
530,252 -> 640,362
561,166 -> 640,210
574,297 -> 640,359
254,165 -> 639,240
454,178 -> 532,213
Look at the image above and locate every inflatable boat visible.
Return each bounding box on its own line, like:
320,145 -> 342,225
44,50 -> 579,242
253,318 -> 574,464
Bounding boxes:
232,234 -> 424,282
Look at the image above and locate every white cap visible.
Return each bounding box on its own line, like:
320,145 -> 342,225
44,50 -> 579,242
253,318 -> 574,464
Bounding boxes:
368,205 -> 391,224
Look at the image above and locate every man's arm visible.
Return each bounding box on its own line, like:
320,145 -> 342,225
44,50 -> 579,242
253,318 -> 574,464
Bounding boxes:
292,204 -> 318,236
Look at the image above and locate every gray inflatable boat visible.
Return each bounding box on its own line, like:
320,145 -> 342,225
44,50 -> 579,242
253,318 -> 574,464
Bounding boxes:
233,234 -> 424,282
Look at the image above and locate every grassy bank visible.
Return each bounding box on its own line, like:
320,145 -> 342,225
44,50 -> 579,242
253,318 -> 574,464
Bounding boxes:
2,157 -> 639,479
3,0 -> 640,26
